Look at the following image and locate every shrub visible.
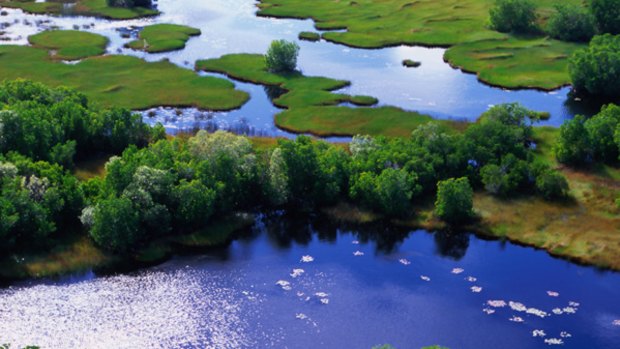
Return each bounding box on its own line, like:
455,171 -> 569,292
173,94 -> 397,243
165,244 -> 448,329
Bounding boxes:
555,115 -> 593,166
535,170 -> 569,200
546,4 -> 597,42
569,34 -> 620,98
489,0 -> 537,34
435,177 -> 474,224
265,40 -> 300,73
585,104 -> 620,162
590,0 -> 620,35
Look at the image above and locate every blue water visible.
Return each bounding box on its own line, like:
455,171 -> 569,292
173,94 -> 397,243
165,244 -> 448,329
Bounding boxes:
1,214 -> 618,348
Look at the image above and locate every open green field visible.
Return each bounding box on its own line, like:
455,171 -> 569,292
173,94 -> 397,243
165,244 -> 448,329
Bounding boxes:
0,32 -> 248,110
257,0 -> 587,90
197,53 -> 463,136
0,0 -> 158,19
127,24 -> 202,53
28,30 -> 108,60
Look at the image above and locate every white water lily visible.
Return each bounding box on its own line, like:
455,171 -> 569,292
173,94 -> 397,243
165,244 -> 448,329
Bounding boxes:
290,269 -> 305,278
295,313 -> 307,320
569,301 -> 580,307
546,291 -> 559,297
526,308 -> 548,318
320,298 -> 329,305
466,276 -> 477,282
562,307 -> 576,314
399,259 -> 411,266
300,255 -> 314,263
314,292 -> 328,298
487,300 -> 507,308
352,240 -> 360,245
533,330 -> 546,337
470,286 -> 482,293
509,301 -> 527,312
451,268 -> 464,274
560,331 -> 572,338
353,251 -> 364,256
483,308 -> 496,315
420,275 -> 431,282
509,316 -> 524,323
612,320 -> 620,326
275,280 -> 292,291
552,308 -> 563,315
544,338 -> 564,345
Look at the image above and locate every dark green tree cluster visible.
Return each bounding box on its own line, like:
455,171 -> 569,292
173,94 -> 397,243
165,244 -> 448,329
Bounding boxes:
0,153 -> 83,252
590,0 -> 620,35
555,104 -> 620,166
546,4 -> 597,42
0,80 -> 163,168
489,0 -> 537,34
569,34 -> 620,98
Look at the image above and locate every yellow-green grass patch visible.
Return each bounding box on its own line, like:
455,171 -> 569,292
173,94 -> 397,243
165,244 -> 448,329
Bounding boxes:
0,0 -> 158,19
0,34 -> 249,111
29,30 -> 108,60
127,24 -> 201,53
257,0 -> 587,90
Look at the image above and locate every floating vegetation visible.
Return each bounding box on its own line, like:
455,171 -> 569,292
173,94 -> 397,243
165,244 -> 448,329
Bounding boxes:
451,268 -> 464,274
295,313 -> 308,320
399,259 -> 411,266
276,280 -> 292,291
471,286 -> 482,293
509,301 -> 527,312
562,307 -> 576,314
420,275 -> 431,282
466,276 -> 477,282
320,298 -> 330,305
612,320 -> 620,326
552,308 -> 563,315
560,332 -> 572,338
547,291 -> 560,297
526,308 -> 548,318
569,301 -> 580,307
351,240 -> 360,245
300,255 -> 314,263
290,269 -> 305,278
353,251 -> 365,256
315,292 -> 329,298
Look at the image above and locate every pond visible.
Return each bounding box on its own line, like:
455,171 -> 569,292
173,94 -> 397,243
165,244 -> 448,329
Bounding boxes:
0,213 -> 618,348
0,0 -> 599,137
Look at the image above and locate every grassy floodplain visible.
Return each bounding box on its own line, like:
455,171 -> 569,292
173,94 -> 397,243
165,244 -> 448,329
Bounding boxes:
0,0 -> 158,19
197,53 -> 466,137
127,24 -> 202,53
28,30 -> 108,60
0,31 -> 248,110
257,0 -> 586,90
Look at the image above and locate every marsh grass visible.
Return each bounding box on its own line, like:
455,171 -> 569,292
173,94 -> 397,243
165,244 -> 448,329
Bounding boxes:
28,30 -> 108,61
127,24 -> 201,53
0,0 -> 158,19
0,32 -> 249,110
257,0 -> 586,90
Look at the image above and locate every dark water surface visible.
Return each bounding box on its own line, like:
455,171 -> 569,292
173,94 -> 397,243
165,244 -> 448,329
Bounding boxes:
1,214 -> 619,348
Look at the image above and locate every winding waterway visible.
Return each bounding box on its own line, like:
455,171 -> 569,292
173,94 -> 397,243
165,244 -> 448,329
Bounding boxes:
0,214 -> 619,348
0,0 -> 598,136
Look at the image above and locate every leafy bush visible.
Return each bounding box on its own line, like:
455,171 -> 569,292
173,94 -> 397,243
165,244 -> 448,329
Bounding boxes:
569,34 -> 620,98
535,169 -> 569,200
435,177 -> 474,224
489,0 -> 537,33
265,40 -> 300,73
590,0 -> 620,34
546,4 -> 597,42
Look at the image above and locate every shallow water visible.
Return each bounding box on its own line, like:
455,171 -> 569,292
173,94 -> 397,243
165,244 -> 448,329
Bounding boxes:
1,214 -> 619,348
0,0 -> 599,137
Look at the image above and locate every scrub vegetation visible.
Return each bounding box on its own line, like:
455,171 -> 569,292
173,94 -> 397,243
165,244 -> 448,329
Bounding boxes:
126,24 -> 201,53
3,81 -> 617,278
0,31 -> 248,111
0,0 -> 158,19
256,0 -> 588,90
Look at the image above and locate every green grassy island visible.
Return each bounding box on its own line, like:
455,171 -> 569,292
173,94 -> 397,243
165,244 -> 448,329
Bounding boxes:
256,0 -> 586,90
0,0 -> 158,19
127,24 -> 202,53
0,31 -> 248,111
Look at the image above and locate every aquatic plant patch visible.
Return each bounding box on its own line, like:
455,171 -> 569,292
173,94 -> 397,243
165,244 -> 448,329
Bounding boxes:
127,24 -> 202,53
0,0 -> 158,19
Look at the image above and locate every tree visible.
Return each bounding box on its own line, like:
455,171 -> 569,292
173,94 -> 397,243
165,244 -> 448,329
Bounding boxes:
555,115 -> 593,166
435,177 -> 474,224
480,155 -> 529,196
89,196 -> 140,253
374,168 -> 416,217
267,148 -> 290,206
489,0 -> 537,34
535,170 -> 569,200
590,0 -> 620,34
265,40 -> 300,73
174,180 -> 216,229
569,34 -> 620,98
585,104 -> 620,163
546,4 -> 597,42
